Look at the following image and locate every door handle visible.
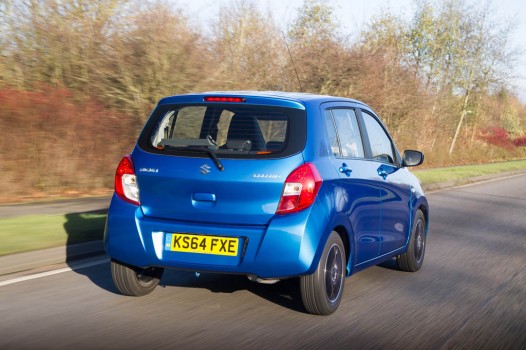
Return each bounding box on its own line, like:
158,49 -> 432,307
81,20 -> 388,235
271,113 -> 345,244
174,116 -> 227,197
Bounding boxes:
377,169 -> 388,180
339,163 -> 352,177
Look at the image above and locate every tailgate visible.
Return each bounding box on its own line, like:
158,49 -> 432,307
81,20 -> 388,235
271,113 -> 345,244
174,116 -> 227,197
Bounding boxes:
134,151 -> 304,225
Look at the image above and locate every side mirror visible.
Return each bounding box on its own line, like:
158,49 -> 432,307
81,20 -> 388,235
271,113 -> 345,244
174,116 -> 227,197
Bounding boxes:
402,150 -> 424,167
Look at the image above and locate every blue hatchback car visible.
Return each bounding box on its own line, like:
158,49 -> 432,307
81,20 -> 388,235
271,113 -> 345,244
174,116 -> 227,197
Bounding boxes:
104,91 -> 429,315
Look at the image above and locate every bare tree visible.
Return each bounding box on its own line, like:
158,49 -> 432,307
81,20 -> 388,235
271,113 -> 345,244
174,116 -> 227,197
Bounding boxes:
2,0 -> 122,91
445,1 -> 516,154
210,0 -> 287,90
288,0 -> 353,94
97,1 -> 208,118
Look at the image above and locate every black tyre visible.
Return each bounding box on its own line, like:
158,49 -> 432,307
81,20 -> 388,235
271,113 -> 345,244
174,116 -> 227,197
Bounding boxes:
111,259 -> 163,296
397,210 -> 426,272
300,231 -> 346,315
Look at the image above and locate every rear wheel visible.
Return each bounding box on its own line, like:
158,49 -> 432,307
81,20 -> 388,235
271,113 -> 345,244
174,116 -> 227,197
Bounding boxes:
111,260 -> 163,296
300,231 -> 346,315
397,210 -> 426,272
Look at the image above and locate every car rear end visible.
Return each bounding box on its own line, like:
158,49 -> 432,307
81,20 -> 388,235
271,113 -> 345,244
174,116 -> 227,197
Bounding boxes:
104,92 -> 327,279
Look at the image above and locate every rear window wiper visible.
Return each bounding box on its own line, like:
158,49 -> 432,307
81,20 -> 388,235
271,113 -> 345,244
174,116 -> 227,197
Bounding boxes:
162,145 -> 224,171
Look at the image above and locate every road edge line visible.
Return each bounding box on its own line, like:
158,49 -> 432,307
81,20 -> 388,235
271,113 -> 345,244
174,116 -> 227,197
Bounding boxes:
0,258 -> 109,287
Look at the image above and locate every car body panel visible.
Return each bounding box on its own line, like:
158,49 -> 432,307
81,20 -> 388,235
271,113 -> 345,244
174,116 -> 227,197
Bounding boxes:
133,147 -> 305,226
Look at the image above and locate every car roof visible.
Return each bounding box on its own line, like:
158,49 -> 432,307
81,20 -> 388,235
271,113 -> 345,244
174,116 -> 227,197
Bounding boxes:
158,91 -> 369,109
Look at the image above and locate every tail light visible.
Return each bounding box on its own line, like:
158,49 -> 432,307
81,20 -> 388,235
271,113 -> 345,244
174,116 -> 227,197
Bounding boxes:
276,163 -> 322,214
115,155 -> 139,205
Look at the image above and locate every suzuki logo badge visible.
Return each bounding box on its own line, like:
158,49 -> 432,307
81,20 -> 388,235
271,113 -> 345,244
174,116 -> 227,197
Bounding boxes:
200,164 -> 211,175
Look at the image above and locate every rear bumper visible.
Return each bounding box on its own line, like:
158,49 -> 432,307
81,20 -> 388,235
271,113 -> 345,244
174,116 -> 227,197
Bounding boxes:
104,194 -> 325,279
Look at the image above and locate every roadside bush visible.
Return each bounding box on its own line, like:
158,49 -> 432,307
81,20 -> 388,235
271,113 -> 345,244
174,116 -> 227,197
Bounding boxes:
512,135 -> 526,147
0,87 -> 136,201
479,127 -> 517,151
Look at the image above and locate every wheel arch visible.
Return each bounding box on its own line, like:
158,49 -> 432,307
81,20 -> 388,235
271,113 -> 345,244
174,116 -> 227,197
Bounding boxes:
332,225 -> 352,276
417,203 -> 429,234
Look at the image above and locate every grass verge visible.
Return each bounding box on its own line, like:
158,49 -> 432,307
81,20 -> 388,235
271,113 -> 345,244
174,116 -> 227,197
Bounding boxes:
413,159 -> 526,185
0,212 -> 105,256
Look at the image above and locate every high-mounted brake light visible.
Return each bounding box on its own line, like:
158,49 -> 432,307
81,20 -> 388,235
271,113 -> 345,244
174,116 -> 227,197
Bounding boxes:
204,96 -> 246,103
115,155 -> 140,205
276,163 -> 322,214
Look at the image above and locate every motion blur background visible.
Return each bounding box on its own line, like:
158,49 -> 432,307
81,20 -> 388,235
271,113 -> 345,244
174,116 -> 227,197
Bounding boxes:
1,0 -> 525,203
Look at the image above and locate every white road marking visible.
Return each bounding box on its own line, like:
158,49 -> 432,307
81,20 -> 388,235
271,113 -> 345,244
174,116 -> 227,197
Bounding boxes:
0,258 -> 109,287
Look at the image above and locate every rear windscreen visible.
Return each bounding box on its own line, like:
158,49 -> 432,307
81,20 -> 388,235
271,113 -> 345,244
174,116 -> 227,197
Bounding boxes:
139,104 -> 306,158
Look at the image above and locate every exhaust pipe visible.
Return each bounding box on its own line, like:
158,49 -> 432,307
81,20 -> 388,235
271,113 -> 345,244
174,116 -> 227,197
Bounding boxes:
247,275 -> 280,284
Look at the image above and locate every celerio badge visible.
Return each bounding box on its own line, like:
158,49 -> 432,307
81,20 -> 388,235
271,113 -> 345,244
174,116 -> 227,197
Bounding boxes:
253,173 -> 281,179
139,168 -> 158,173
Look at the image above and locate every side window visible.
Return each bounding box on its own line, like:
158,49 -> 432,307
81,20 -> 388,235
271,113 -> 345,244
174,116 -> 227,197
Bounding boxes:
331,109 -> 365,158
361,111 -> 395,164
324,110 -> 340,156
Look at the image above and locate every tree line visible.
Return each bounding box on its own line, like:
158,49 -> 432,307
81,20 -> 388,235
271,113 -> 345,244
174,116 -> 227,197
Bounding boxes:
0,0 -> 525,201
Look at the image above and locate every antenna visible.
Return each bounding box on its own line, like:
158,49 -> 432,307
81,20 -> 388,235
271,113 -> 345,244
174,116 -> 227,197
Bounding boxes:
281,31 -> 303,92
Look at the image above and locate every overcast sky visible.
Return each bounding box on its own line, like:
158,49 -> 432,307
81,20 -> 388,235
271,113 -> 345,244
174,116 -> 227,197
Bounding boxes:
179,0 -> 526,102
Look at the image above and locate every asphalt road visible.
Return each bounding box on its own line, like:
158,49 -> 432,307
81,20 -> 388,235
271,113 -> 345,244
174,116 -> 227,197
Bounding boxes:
1,175 -> 525,350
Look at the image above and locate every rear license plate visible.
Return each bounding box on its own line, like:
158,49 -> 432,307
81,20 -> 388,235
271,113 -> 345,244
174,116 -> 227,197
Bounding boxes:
166,233 -> 239,256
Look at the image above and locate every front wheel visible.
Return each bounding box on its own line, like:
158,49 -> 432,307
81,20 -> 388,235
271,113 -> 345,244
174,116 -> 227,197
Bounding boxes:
111,260 -> 164,296
300,231 -> 346,315
397,210 -> 426,272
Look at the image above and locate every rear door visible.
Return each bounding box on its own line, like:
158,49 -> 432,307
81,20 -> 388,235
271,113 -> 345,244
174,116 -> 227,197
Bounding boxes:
323,106 -> 383,264
133,101 -> 306,226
